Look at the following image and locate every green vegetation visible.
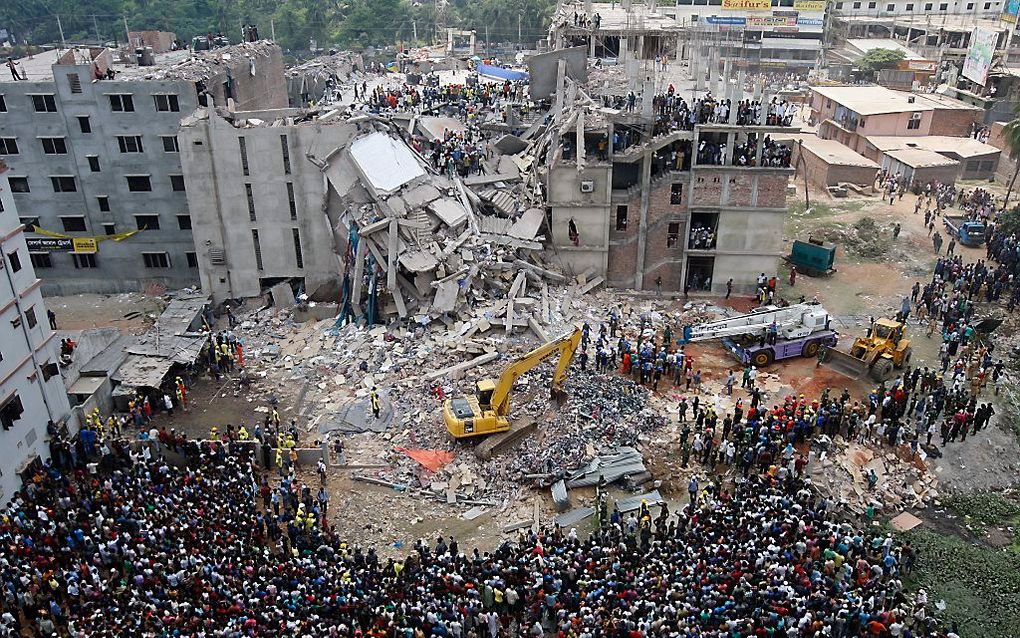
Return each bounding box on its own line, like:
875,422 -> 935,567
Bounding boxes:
945,492 -> 1020,527
901,528 -> 1020,638
2,0 -> 555,53
857,48 -> 906,79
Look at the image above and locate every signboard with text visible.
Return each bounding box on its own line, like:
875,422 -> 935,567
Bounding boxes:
962,26 -> 996,85
25,237 -> 99,253
1004,0 -> 1020,22
793,0 -> 827,9
722,0 -> 773,10
748,16 -> 798,27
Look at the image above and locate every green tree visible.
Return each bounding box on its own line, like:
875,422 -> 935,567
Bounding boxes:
857,48 -> 905,79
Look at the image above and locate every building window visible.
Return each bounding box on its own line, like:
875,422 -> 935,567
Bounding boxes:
868,1 -> 876,6
667,223 -> 681,248
0,95 -> 6,112
0,394 -> 24,431
887,2 -> 894,8
161,136 -> 179,153
9,177 -> 30,193
25,307 -> 37,329
127,176 -> 152,191
134,214 -> 160,230
252,229 -> 264,270
97,196 -> 111,212
0,138 -> 19,155
984,1 -> 992,6
924,2 -> 932,8
615,205 -> 628,231
906,2 -> 914,7
42,361 -> 58,381
245,183 -> 256,221
30,253 -> 52,269
858,117 -> 866,128
670,183 -> 684,205
40,137 -> 67,154
61,216 -> 87,232
939,2 -> 947,8
66,73 -> 82,93
87,155 -> 101,172
77,115 -> 92,133
32,94 -> 57,112
287,182 -> 297,220
178,215 -> 192,230
103,223 -> 116,235
170,175 -> 186,192
852,1 -> 861,7
109,94 -> 135,112
152,94 -> 180,112
835,1 -> 843,6
51,176 -> 77,192
907,115 -> 921,130
73,253 -> 98,269
142,252 -> 171,268
117,135 -> 144,153
281,134 -> 292,174
293,228 -> 304,268
186,252 -> 198,268
7,250 -> 21,273
239,137 -> 250,176
19,217 -> 39,229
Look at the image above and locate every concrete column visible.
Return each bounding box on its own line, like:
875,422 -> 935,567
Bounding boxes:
589,35 -> 596,58
637,35 -> 645,61
641,79 -> 654,120
754,133 -> 765,166
724,131 -> 734,166
634,149 -> 653,289
620,36 -> 629,63
759,92 -> 771,125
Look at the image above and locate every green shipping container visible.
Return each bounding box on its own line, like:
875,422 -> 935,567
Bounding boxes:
789,239 -> 836,276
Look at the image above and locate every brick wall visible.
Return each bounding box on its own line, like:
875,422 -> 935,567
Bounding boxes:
756,174 -> 789,208
726,174 -> 753,207
928,107 -> 983,137
914,165 -> 961,186
691,175 -> 723,206
988,121 -> 1017,186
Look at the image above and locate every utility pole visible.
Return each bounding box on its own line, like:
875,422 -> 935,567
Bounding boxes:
271,18 -> 276,42
93,15 -> 102,46
413,20 -> 418,44
56,15 -> 66,50
518,12 -> 523,47
485,25 -> 488,56
123,16 -> 131,47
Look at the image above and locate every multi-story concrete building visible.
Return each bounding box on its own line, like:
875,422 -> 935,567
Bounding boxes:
0,41 -> 287,295
0,161 -> 74,501
179,108 -> 351,303
546,108 -> 794,294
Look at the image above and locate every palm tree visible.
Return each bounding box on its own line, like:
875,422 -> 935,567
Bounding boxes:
1000,111 -> 1020,211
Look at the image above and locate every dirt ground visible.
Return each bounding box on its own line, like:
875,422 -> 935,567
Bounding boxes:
46,292 -> 165,334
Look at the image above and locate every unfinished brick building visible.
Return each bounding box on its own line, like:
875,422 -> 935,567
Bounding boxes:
546,112 -> 793,295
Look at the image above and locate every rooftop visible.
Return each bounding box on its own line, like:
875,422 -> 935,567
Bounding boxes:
811,85 -> 980,115
2,40 -> 278,84
552,1 -> 684,34
835,13 -> 1009,33
866,135 -> 1000,159
797,135 -> 880,168
845,38 -> 926,61
885,147 -> 959,168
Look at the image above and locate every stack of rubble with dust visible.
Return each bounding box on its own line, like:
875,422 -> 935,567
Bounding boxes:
322,115 -> 567,339
808,437 -> 940,515
286,51 -> 366,107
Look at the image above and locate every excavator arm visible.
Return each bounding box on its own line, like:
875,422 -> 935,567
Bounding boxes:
489,327 -> 582,416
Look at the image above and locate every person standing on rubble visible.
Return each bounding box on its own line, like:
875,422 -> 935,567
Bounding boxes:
370,389 -> 381,419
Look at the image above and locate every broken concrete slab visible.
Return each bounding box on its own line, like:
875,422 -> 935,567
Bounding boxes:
554,507 -> 594,528
424,352 -> 500,381
270,282 -> 296,307
494,133 -> 528,155
461,506 -> 488,521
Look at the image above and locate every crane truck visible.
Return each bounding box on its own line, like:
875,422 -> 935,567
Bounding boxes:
444,327 -> 582,457
677,303 -> 838,367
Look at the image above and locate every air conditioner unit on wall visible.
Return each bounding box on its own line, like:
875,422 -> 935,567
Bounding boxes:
579,180 -> 595,193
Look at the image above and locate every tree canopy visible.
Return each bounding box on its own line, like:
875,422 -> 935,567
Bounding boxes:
857,48 -> 906,75
1,0 -> 555,54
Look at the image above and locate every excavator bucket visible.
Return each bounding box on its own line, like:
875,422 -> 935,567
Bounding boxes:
818,346 -> 869,381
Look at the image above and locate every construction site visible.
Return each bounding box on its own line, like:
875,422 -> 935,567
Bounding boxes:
4,0 -> 1020,635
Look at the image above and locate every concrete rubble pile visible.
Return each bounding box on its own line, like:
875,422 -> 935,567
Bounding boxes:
322,116 -> 568,340
286,51 -> 366,106
123,40 -> 280,82
808,437 -> 940,515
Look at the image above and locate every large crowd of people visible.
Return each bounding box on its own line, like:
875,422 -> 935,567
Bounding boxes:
4,438 -> 947,638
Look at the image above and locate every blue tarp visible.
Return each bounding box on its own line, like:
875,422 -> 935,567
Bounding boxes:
476,63 -> 529,82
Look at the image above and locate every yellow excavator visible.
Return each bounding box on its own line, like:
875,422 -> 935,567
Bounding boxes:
444,327 -> 582,446
820,317 -> 912,382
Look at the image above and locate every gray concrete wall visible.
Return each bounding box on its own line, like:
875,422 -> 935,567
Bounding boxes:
179,110 -> 352,303
0,45 -> 287,296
